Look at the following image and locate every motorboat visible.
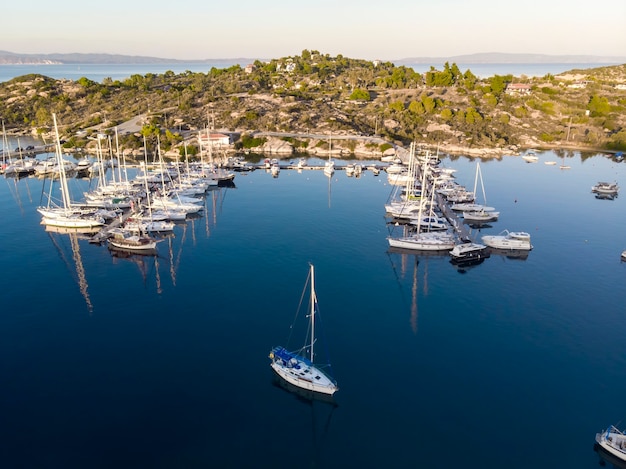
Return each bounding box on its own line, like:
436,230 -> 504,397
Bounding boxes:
449,242 -> 490,262
595,425 -> 626,463
462,209 -> 499,222
522,153 -> 539,163
482,230 -> 533,250
450,203 -> 495,212
592,182 -> 619,195
270,162 -> 280,177
323,160 -> 335,177
409,214 -> 449,231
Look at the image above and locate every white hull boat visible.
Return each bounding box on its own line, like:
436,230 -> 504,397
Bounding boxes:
482,230 -> 533,250
450,242 -> 490,261
462,209 -> 499,222
108,228 -> 159,251
592,182 -> 619,195
596,425 -> 626,463
269,264 -> 338,396
387,232 -> 455,251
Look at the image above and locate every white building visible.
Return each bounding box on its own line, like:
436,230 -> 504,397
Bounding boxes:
198,131 -> 231,148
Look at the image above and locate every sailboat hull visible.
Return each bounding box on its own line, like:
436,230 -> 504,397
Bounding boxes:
270,360 -> 338,396
269,346 -> 338,396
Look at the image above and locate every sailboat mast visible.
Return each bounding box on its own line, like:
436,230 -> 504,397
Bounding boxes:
52,113 -> 71,210
310,263 -> 316,363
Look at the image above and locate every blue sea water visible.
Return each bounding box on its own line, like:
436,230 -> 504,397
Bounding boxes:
0,62 -> 245,84
0,144 -> 625,468
1,62 -> 619,83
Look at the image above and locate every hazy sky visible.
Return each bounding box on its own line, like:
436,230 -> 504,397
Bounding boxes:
3,0 -> 625,60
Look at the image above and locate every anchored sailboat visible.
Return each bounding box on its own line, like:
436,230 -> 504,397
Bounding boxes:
269,264 -> 338,396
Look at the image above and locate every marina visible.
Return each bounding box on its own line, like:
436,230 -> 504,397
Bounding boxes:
1,138 -> 625,468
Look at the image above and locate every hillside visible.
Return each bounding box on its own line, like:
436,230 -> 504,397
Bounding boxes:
0,51 -> 624,158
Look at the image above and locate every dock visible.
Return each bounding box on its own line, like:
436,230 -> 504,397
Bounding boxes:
89,210 -> 134,245
436,192 -> 472,241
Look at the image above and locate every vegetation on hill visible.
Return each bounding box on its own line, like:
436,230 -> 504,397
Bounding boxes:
1,50 -> 625,156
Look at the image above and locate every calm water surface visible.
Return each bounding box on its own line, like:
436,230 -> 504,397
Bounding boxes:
0,145 -> 625,468
1,62 -> 618,83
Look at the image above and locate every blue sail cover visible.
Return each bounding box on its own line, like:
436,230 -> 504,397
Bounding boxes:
270,346 -> 312,368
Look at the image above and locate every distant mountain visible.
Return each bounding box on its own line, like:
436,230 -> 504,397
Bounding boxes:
0,50 -> 261,65
394,52 -> 626,64
2,50 -> 625,66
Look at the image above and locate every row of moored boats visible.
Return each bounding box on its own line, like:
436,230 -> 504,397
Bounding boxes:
33,114 -> 234,253
385,144 -> 532,264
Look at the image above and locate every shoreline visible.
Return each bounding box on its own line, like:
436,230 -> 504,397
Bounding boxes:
3,128 -> 618,162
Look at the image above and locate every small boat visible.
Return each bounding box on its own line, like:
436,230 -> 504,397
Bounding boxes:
323,160 -> 335,177
269,264 -> 338,396
367,165 -> 380,175
595,425 -> 626,463
345,163 -> 355,176
270,163 -> 280,177
592,182 -> 619,195
409,214 -> 449,231
107,228 -> 159,251
621,250 -> 626,261
482,230 -> 533,251
462,209 -> 499,222
522,153 -> 539,163
449,242 -> 490,263
450,203 -> 495,212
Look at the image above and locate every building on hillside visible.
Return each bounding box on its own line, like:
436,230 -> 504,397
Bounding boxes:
198,130 -> 232,149
244,64 -> 256,74
505,83 -> 532,95
567,81 -> 589,89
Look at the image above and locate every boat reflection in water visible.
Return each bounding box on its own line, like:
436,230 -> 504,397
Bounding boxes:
486,247 -> 530,261
109,244 -> 163,292
272,375 -> 338,407
449,255 -> 489,273
45,225 -> 95,313
594,442 -> 626,469
387,247 -> 449,334
271,375 -> 338,467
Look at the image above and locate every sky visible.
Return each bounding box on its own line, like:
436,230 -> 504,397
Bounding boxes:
3,0 -> 625,60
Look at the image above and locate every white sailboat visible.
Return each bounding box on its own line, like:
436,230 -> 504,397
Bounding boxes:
323,134 -> 335,177
461,162 -> 499,222
596,425 -> 626,463
388,146 -> 455,251
37,114 -> 105,229
269,264 -> 338,396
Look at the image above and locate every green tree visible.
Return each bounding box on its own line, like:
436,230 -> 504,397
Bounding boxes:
588,95 -> 610,116
349,88 -> 371,101
440,108 -> 453,121
420,94 -> 436,113
389,101 -> 405,112
408,101 -> 425,114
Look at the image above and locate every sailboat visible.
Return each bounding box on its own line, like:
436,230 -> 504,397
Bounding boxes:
323,134 -> 335,177
387,146 -> 455,251
37,114 -> 106,229
461,162 -> 499,223
269,264 -> 338,396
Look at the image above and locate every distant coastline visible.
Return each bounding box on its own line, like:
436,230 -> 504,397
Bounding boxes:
1,50 -> 625,66
1,61 -> 619,84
